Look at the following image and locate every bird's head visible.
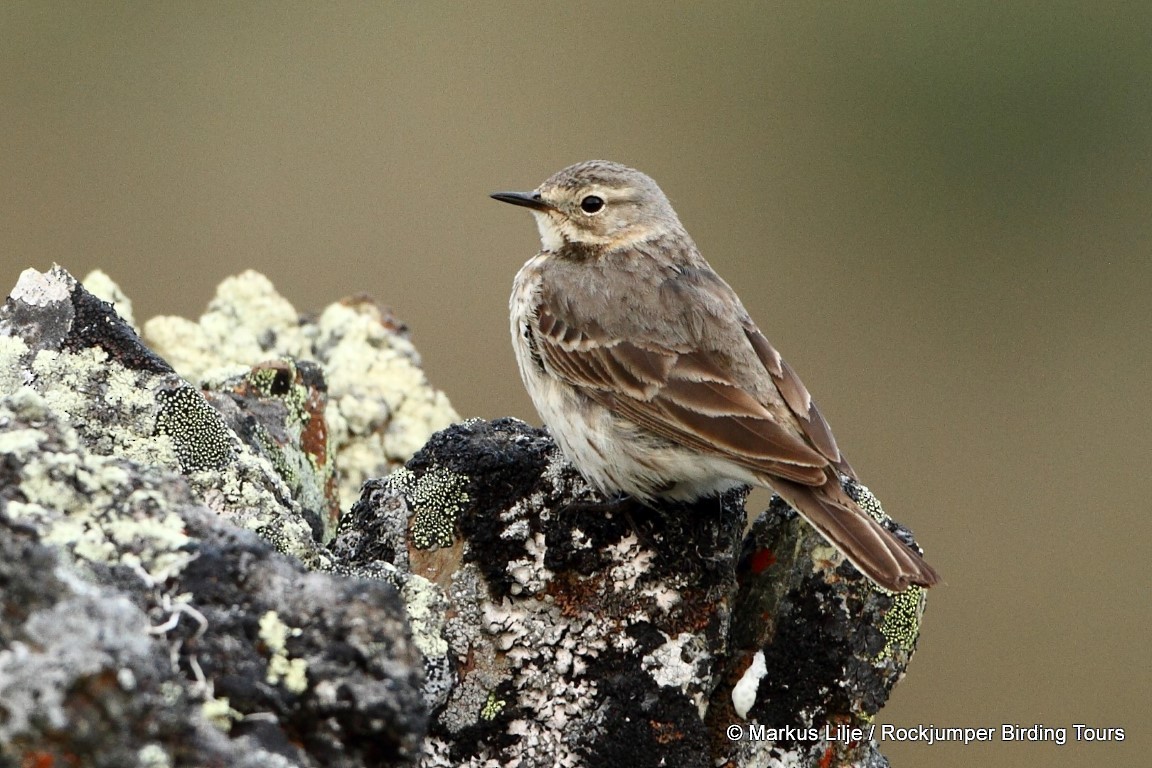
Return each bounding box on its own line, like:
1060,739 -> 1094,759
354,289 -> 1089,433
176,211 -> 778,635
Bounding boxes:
492,160 -> 683,253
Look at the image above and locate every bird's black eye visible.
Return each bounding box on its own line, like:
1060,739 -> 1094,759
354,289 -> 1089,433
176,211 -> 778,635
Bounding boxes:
580,195 -> 604,214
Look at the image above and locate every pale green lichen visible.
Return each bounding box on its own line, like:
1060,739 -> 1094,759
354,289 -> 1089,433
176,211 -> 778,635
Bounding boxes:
56,270 -> 458,564
17,342 -> 311,562
401,573 -> 450,658
258,611 -> 309,694
0,336 -> 30,394
193,454 -> 333,571
0,428 -> 43,457
135,743 -> 172,768
28,346 -> 181,469
242,364 -> 308,414
313,300 -> 457,508
847,481 -> 890,524
214,360 -> 337,541
142,270 -> 309,384
1,391 -> 194,583
147,273 -> 457,512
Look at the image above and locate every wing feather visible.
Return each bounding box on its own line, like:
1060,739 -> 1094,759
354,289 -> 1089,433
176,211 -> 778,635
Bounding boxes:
532,293 -> 848,485
743,325 -> 849,476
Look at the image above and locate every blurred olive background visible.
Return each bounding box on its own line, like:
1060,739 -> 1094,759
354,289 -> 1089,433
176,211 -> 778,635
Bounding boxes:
2,2 -> 1148,766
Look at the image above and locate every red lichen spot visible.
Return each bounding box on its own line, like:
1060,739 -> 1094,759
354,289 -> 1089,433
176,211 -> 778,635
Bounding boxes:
817,745 -> 835,768
749,547 -> 776,574
22,752 -> 55,768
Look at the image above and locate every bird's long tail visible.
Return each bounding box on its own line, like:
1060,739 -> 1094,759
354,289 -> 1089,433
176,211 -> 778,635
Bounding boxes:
769,476 -> 940,591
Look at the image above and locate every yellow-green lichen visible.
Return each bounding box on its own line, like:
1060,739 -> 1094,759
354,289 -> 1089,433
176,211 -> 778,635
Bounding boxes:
201,696 -> 241,732
397,466 -> 470,550
877,585 -> 924,660
30,347 -> 180,468
0,428 -> 44,457
215,360 -> 337,542
313,300 -> 458,509
243,364 -> 310,422
143,271 -> 458,514
848,482 -> 890,524
155,385 -> 232,472
0,400 -> 195,583
143,270 -> 309,384
480,691 -> 506,720
193,449 -> 332,572
259,610 -> 309,694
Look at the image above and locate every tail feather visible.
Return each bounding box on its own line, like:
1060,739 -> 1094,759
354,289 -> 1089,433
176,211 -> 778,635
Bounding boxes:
769,477 -> 940,591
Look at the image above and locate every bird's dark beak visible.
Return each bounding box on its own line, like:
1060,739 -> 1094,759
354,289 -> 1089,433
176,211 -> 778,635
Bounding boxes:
490,191 -> 554,211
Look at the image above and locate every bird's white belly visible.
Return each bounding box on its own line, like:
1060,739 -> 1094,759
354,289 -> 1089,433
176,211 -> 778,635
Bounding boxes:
511,256 -> 753,501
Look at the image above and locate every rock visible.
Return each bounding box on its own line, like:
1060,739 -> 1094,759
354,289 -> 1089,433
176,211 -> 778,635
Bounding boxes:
335,418 -> 930,767
1,267 -> 427,767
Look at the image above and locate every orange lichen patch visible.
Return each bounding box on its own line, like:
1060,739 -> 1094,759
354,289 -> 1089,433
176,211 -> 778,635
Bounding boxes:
682,591 -> 722,630
548,571 -> 611,618
651,720 -> 683,745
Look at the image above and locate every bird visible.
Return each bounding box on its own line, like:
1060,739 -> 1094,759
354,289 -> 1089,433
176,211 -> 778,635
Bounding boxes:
491,160 -> 939,591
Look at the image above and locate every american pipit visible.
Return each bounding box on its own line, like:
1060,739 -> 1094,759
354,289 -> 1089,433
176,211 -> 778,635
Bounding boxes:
492,160 -> 939,591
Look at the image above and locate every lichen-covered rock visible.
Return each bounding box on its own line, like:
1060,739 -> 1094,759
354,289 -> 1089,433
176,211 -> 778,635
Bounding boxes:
335,417 -> 931,768
201,359 -> 341,542
1,267 -> 428,767
143,271 -> 458,512
0,390 -> 426,767
717,488 -> 927,768
335,418 -> 750,768
1,267 -> 333,569
0,509 -> 284,768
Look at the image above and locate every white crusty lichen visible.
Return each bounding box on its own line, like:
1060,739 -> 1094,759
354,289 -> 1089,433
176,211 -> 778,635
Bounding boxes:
731,649 -> 767,720
642,631 -> 712,717
505,531 -> 553,596
606,534 -> 655,592
10,266 -> 70,307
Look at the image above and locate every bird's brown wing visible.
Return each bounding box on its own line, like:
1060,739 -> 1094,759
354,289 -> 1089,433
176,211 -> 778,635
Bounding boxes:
532,299 -> 847,486
530,289 -> 940,590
